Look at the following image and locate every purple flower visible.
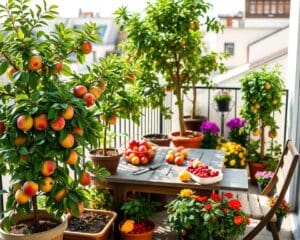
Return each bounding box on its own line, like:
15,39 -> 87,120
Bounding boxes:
226,118 -> 247,130
200,121 -> 220,135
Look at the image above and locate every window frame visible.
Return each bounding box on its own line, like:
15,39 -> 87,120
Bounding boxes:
246,0 -> 290,18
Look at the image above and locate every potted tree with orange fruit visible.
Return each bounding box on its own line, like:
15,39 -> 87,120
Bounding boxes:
115,0 -> 224,148
88,54 -> 144,174
240,66 -> 285,184
0,0 -> 112,239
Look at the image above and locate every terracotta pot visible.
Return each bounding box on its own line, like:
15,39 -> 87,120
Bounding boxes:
119,220 -> 155,240
248,162 -> 267,185
0,210 -> 67,240
183,115 -> 207,131
171,130 -> 204,148
143,134 -> 171,147
89,148 -> 122,175
63,209 -> 117,240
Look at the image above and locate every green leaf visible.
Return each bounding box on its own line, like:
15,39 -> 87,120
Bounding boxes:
0,61 -> 9,76
1,217 -> 11,233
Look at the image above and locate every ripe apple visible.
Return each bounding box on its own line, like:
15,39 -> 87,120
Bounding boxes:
28,55 -> 42,71
174,156 -> 184,166
79,171 -> 92,186
50,116 -> 65,131
165,153 -> 175,164
41,160 -> 56,176
54,189 -> 66,202
59,133 -> 75,148
80,41 -> 92,54
83,93 -> 95,107
73,127 -> 83,136
17,115 -> 33,131
131,156 -> 140,165
15,189 -> 30,204
0,120 -> 5,133
108,115 -> 116,125
128,140 -> 138,148
140,156 -> 149,165
51,60 -> 63,74
65,150 -> 78,165
62,105 -> 74,120
89,86 -> 102,100
39,177 -> 54,193
33,114 -> 48,131
23,181 -> 38,196
138,145 -> 147,153
73,85 -> 88,98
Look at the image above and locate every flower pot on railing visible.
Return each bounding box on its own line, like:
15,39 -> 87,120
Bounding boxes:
216,100 -> 230,112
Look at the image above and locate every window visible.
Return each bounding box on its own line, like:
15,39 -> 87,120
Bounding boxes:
224,42 -> 235,56
246,0 -> 290,17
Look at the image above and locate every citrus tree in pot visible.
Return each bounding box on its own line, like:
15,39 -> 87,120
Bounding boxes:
87,54 -> 144,174
115,0 -> 223,148
240,66 -> 285,184
0,0 -> 110,239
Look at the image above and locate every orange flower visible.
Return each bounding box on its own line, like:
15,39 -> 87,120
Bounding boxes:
120,220 -> 135,233
228,199 -> 241,211
233,215 -> 244,225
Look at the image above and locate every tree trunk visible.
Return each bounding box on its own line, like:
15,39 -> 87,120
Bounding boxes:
32,195 -> 39,227
260,122 -> 265,160
192,83 -> 197,119
103,122 -> 108,156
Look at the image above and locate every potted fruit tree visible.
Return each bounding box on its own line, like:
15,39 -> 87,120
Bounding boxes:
115,0 -> 224,148
0,1 -> 110,239
240,66 -> 285,184
88,54 -> 145,174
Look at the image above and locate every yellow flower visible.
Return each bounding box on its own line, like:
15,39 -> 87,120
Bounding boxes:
240,160 -> 246,166
180,189 -> 194,198
238,153 -> 244,159
229,159 -> 236,166
121,220 -> 135,233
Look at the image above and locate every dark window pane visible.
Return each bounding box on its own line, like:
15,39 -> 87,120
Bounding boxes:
224,42 -> 235,56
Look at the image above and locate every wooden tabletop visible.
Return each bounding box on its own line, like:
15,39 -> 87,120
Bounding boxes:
107,147 -> 248,191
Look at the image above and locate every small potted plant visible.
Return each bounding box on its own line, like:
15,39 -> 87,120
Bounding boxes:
119,196 -> 159,240
88,54 -> 144,174
166,189 -> 249,240
255,171 -> 275,195
220,142 -> 247,169
115,0 -> 223,148
226,117 -> 248,147
200,121 -> 220,149
266,197 -> 291,232
213,90 -> 232,112
240,66 -> 285,184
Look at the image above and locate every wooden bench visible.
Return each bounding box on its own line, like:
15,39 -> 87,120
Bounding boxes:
225,140 -> 299,240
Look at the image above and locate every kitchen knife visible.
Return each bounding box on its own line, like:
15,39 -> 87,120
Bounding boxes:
132,163 -> 163,175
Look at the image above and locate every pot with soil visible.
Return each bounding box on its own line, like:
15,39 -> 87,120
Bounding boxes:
90,148 -> 122,175
183,115 -> 207,132
142,134 -> 171,147
248,162 -> 267,185
64,209 -> 117,240
119,220 -> 155,240
0,210 -> 67,240
171,130 -> 204,148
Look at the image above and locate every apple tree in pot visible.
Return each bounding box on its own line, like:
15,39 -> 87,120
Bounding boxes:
0,0 -> 109,238
115,0 -> 223,137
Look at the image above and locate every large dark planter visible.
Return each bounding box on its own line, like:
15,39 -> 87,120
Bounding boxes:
142,134 -> 171,147
0,210 -> 67,240
248,162 -> 267,185
266,216 -> 284,232
89,148 -> 122,175
63,209 -> 117,240
183,115 -> 207,131
171,130 -> 204,148
216,100 -> 230,112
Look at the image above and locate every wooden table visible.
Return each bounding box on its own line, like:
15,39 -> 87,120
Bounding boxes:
97,147 -> 248,209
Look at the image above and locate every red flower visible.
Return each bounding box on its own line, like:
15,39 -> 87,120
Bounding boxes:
233,215 -> 244,225
228,199 -> 241,211
194,196 -> 207,203
210,193 -> 221,202
204,203 -> 212,212
224,192 -> 233,198
223,208 -> 228,214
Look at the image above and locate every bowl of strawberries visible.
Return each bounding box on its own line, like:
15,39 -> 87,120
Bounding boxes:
187,161 -> 223,184
123,139 -> 157,165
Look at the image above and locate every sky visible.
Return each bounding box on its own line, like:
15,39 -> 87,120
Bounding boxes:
8,0 -> 245,18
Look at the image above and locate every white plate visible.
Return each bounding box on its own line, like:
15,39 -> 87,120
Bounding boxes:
189,170 -> 223,184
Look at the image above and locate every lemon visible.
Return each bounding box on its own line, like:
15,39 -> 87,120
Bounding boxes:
178,170 -> 190,182
252,129 -> 260,136
268,130 -> 277,139
265,82 -> 271,90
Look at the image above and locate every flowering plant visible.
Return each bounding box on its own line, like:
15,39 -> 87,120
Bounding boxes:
200,121 -> 220,149
166,189 -> 249,240
220,142 -> 247,169
213,90 -> 232,102
269,197 -> 291,218
255,171 -> 274,186
226,117 -> 248,147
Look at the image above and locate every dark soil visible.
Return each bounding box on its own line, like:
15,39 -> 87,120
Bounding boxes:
10,219 -> 60,234
92,148 -> 119,157
66,211 -> 112,233
144,134 -> 169,140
